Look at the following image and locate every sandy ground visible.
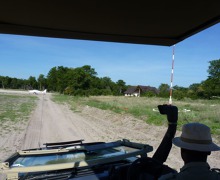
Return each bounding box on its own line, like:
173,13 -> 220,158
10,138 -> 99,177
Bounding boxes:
0,89 -> 219,178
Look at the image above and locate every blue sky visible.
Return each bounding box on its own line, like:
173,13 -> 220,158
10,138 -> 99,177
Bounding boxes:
0,23 -> 220,88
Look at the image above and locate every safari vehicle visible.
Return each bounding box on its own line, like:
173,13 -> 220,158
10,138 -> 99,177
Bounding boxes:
0,1 -> 220,179
1,105 -> 178,180
1,139 -> 155,179
1,139 -> 152,179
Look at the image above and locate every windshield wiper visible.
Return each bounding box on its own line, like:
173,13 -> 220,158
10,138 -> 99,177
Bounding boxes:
19,170 -> 75,180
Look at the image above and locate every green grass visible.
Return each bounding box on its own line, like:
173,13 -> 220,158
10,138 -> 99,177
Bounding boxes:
0,94 -> 37,124
52,94 -> 85,112
52,94 -> 220,135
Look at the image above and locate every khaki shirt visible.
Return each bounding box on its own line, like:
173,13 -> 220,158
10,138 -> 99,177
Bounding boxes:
159,162 -> 220,180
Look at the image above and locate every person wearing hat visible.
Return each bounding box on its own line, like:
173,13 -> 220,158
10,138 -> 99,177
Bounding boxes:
160,122 -> 220,179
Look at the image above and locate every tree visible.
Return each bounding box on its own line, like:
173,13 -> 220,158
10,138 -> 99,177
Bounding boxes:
0,76 -> 5,88
116,80 -> 126,95
56,66 -> 69,93
47,66 -> 69,92
207,59 -> 220,80
158,83 -> 170,97
201,79 -> 218,98
81,65 -> 97,77
99,77 -> 114,95
202,59 -> 220,98
172,85 -> 188,100
188,83 -> 202,99
47,67 -> 58,91
27,76 -> 37,89
37,74 -> 46,90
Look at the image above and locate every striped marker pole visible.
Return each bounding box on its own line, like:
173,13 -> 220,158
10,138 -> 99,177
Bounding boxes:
169,45 -> 175,105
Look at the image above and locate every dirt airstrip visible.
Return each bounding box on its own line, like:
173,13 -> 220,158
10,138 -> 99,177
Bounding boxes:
0,89 -> 219,176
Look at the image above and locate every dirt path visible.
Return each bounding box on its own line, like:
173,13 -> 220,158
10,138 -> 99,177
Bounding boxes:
0,91 -> 219,174
22,94 -> 96,149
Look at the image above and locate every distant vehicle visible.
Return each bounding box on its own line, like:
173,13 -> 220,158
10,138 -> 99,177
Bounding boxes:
28,89 -> 47,95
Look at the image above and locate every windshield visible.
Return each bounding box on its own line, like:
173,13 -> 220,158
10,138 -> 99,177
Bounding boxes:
10,146 -> 137,167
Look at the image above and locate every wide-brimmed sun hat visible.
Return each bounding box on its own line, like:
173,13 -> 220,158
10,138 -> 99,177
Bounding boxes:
172,122 -> 220,152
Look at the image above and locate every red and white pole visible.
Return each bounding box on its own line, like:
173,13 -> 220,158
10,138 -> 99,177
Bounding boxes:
169,45 -> 175,104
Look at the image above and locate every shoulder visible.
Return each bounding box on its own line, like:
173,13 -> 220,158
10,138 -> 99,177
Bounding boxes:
159,171 -> 220,180
158,172 -> 177,180
211,168 -> 220,179
159,167 -> 220,180
211,168 -> 220,174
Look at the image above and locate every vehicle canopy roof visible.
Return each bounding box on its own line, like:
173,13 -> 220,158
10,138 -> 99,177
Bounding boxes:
0,1 -> 220,46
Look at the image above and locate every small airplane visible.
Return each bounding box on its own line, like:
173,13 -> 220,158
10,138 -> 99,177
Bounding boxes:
28,89 -> 47,95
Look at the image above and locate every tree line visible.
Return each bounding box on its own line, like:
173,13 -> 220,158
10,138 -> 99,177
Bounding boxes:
0,59 -> 220,99
0,65 -> 127,96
